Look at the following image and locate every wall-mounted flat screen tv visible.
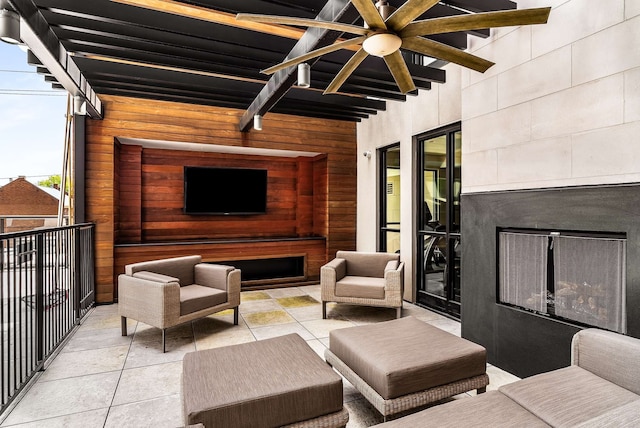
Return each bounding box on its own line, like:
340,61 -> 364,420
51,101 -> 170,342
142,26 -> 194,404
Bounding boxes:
184,166 -> 268,215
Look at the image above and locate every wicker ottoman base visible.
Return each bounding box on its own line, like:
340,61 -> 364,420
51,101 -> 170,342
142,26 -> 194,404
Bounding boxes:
325,316 -> 489,420
182,333 -> 348,428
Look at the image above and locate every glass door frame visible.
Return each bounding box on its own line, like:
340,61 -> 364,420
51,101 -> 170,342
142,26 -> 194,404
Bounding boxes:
415,123 -> 461,318
378,143 -> 400,253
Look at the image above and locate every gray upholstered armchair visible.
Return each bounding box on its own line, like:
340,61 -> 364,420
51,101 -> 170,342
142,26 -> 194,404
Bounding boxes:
321,251 -> 404,319
118,255 -> 241,352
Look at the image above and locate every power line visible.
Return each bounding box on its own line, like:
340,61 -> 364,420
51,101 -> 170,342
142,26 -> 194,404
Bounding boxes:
0,69 -> 38,74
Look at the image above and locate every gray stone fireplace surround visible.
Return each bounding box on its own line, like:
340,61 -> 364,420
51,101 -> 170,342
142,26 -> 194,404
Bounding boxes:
461,183 -> 640,378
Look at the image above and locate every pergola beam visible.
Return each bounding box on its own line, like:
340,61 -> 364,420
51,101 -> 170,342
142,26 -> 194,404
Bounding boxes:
8,0 -> 103,118
238,0 -> 361,132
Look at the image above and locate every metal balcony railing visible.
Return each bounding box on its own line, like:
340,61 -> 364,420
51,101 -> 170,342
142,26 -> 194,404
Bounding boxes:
0,223 -> 95,413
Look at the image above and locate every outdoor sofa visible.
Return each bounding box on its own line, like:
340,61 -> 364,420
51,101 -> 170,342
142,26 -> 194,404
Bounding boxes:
375,327 -> 640,427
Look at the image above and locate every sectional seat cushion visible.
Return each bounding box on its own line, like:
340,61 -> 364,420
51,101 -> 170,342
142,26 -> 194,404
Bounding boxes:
573,399 -> 640,427
329,316 -> 486,400
179,285 -> 228,315
335,276 -> 386,299
499,365 -> 639,427
182,333 -> 343,428
374,391 -> 551,427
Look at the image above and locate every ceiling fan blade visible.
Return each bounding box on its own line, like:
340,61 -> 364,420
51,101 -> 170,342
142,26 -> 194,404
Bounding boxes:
400,7 -> 552,38
324,49 -> 369,94
383,51 -> 416,94
385,0 -> 440,32
236,13 -> 370,35
351,0 -> 387,30
402,37 -> 495,73
262,36 -> 367,75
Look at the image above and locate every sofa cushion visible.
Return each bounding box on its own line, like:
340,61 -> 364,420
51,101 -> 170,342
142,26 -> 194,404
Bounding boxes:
179,284 -> 227,315
374,391 -> 551,428
182,333 -> 343,428
329,316 -> 486,400
499,365 -> 639,427
335,276 -> 386,299
573,399 -> 640,427
132,271 -> 180,284
337,251 -> 398,277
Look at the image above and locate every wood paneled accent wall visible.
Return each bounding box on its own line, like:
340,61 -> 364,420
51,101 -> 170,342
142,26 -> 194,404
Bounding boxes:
85,95 -> 357,303
116,146 -> 324,242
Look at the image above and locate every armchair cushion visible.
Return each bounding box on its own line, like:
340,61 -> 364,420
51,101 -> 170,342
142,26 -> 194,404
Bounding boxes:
180,285 -> 228,315
125,255 -> 201,286
335,276 -> 385,299
133,271 -> 180,284
336,250 -> 399,277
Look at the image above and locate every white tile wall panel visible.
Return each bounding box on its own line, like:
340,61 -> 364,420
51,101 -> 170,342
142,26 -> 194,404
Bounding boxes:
463,103 -> 532,153
624,67 -> 640,123
497,46 -> 572,109
462,76 -> 498,120
626,0 -> 640,19
497,137 -> 572,184
532,0 -> 624,58
461,150 -> 498,187
572,16 -> 640,86
572,121 -> 640,178
531,74 -> 624,140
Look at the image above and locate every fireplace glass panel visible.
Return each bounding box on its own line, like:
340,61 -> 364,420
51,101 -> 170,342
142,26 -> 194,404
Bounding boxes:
553,236 -> 626,333
499,232 -> 547,313
498,230 -> 626,334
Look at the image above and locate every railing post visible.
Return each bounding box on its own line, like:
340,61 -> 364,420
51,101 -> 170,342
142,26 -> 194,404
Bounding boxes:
35,234 -> 44,366
74,229 -> 81,324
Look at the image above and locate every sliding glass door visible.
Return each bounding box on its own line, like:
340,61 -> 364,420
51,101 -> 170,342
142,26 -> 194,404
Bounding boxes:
416,124 -> 462,318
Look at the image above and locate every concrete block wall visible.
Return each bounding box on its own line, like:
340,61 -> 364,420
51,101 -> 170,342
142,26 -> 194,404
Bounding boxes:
462,0 -> 640,193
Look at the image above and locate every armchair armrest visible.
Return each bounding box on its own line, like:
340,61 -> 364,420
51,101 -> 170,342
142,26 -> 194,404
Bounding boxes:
323,258 -> 346,281
194,263 -> 234,290
118,274 -> 180,329
384,261 -> 404,297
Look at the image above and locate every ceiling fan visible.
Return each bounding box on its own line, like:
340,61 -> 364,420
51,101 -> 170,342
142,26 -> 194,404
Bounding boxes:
236,0 -> 551,95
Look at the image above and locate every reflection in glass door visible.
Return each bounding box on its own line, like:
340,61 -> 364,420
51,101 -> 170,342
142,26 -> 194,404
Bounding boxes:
416,125 -> 461,318
380,144 -> 400,253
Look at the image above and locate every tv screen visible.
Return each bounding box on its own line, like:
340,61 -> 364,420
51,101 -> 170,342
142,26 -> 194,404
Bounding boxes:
184,166 -> 267,215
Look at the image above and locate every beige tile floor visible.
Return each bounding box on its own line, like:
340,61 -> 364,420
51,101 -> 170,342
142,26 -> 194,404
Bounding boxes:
0,285 -> 520,427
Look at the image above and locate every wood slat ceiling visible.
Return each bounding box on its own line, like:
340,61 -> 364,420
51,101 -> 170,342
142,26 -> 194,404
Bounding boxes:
30,0 -> 516,121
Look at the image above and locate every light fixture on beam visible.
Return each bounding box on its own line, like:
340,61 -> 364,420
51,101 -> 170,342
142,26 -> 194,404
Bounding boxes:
0,0 -> 21,45
253,114 -> 263,131
297,63 -> 310,88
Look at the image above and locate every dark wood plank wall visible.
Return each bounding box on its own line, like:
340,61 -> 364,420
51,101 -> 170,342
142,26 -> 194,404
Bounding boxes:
85,95 -> 356,303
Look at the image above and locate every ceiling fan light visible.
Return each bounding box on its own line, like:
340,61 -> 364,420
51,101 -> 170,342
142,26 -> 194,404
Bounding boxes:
362,32 -> 402,57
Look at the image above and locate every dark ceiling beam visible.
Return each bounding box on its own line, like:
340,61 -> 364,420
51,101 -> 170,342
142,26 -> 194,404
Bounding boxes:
8,0 -> 103,118
238,0 -> 360,132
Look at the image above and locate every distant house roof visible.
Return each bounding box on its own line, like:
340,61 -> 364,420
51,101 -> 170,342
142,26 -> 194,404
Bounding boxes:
0,176 -> 60,216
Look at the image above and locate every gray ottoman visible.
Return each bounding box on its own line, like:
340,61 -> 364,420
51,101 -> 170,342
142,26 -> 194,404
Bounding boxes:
325,316 -> 488,420
182,333 -> 348,428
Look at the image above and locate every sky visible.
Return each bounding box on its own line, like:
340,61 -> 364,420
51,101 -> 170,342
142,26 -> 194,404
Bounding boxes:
0,42 -> 68,186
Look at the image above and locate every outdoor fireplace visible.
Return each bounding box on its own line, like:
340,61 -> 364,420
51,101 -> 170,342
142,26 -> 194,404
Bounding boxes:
499,229 -> 626,334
